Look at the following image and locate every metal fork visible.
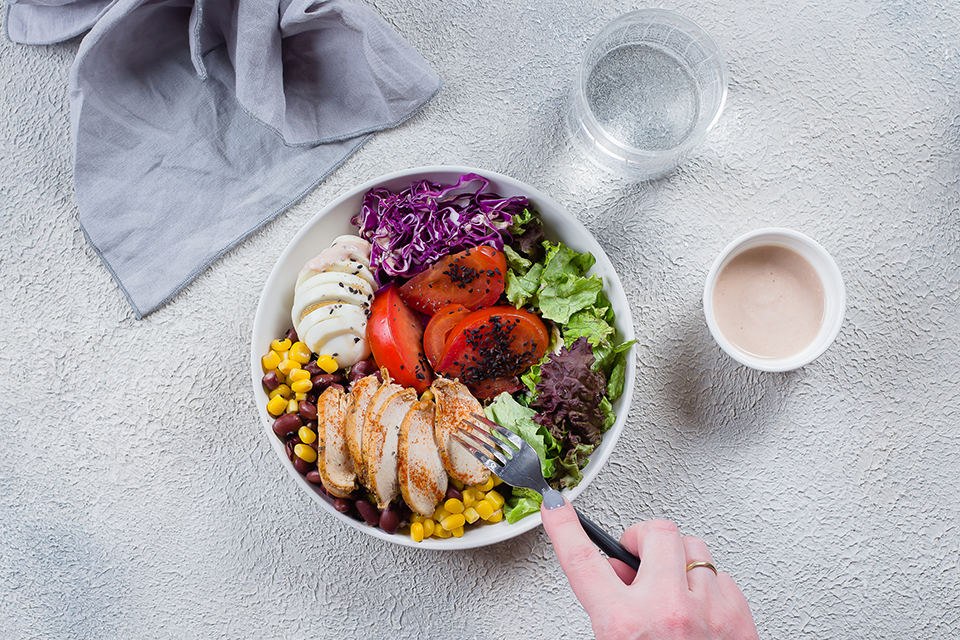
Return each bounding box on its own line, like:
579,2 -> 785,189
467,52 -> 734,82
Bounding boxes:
454,412 -> 640,571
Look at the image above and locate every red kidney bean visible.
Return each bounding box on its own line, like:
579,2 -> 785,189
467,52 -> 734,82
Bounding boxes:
379,507 -> 400,534
304,419 -> 318,431
317,483 -> 329,496
285,436 -> 300,461
310,373 -> 344,391
293,455 -> 314,475
304,361 -> 323,376
445,486 -> 463,502
298,400 -> 318,421
348,358 -> 378,382
273,413 -> 302,439
261,371 -> 281,391
305,470 -> 323,485
333,498 -> 353,514
285,327 -> 299,343
354,499 -> 380,526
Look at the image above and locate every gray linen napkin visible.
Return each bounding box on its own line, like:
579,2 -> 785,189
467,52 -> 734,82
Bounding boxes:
7,0 -> 441,317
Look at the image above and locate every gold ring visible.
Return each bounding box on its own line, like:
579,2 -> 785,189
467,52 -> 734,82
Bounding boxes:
685,561 -> 718,576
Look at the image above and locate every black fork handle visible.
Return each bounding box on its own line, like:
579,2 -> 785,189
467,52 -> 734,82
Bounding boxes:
574,506 -> 641,571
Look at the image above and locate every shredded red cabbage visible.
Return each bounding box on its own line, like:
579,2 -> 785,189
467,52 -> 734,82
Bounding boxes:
351,174 -> 530,282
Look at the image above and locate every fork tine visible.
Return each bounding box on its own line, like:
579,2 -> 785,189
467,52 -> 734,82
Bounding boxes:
454,422 -> 509,466
450,432 -> 504,475
468,412 -> 523,451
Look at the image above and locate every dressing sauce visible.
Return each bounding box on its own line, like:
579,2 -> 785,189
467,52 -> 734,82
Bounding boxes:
712,245 -> 824,359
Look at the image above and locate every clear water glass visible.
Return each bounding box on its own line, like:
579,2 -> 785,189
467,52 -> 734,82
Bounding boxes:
569,10 -> 728,180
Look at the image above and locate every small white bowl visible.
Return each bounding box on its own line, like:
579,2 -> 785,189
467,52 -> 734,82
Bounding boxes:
703,228 -> 845,372
251,166 -> 636,549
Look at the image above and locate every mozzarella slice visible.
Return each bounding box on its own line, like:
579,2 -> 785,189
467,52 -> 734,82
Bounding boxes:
298,304 -> 370,369
291,271 -> 374,327
398,399 -> 448,517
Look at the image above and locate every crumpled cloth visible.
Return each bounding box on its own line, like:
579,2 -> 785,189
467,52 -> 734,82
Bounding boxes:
6,0 -> 442,317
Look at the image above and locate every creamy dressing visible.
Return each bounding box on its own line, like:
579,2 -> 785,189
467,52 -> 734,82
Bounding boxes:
712,244 -> 824,359
299,236 -> 372,276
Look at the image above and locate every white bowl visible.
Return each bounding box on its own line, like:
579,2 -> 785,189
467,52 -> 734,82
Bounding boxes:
702,228 -> 845,372
250,166 -> 636,549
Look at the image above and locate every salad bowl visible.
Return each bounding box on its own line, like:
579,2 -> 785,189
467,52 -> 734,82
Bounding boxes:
251,166 -> 636,549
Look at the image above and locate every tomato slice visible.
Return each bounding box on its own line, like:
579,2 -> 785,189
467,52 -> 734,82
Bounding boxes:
436,306 -> 548,394
398,246 -> 507,315
367,283 -> 433,393
470,376 -> 526,400
423,304 -> 471,370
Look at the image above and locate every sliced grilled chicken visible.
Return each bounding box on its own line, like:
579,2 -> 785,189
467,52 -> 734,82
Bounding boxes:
362,387 -> 418,509
431,377 -> 491,486
398,399 -> 448,517
344,374 -> 382,485
355,380 -> 402,490
314,385 -> 356,498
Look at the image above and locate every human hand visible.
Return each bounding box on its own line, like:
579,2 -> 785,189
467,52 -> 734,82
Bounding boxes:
540,491 -> 758,640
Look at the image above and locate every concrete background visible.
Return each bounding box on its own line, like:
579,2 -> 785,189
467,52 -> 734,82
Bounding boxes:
2,0 -> 959,638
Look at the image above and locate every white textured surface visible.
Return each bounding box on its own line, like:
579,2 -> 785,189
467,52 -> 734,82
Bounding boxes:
2,1 -> 959,638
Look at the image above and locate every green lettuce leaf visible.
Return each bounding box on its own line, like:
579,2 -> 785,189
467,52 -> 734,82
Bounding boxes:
504,487 -> 543,523
536,243 -> 605,325
485,392 -> 558,479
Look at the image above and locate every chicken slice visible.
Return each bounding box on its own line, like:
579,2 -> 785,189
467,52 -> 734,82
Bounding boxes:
354,380 -> 402,491
344,374 -> 382,485
398,399 -> 448,518
431,377 -> 491,486
314,385 -> 356,498
362,387 -> 418,509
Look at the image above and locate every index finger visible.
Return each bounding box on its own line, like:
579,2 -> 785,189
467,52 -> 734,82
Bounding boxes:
540,494 -> 622,614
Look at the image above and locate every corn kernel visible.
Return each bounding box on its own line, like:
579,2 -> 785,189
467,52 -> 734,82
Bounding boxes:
266,395 -> 287,416
485,489 -> 505,509
451,526 -> 464,538
450,478 -> 465,490
290,379 -> 313,394
410,522 -> 424,543
444,498 -> 464,514
432,526 -> 452,538
492,475 -> 503,486
295,392 -> 307,402
420,389 -> 434,402
462,488 -> 480,507
270,338 -> 292,352
463,506 -> 480,524
475,499 -> 495,521
286,398 -> 299,414
316,355 -> 338,374
289,341 -> 312,364
432,505 -> 450,522
287,368 -> 311,383
268,384 -> 292,400
476,476 -> 495,492
298,426 -> 317,445
261,350 -> 282,372
293,443 -> 317,463
422,518 -> 436,538
441,514 -> 466,531
487,509 -> 503,523
277,358 -> 301,376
